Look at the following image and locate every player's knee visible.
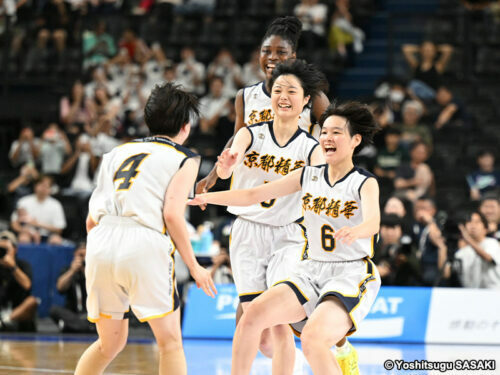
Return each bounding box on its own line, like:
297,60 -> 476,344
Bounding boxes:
238,305 -> 264,333
258,332 -> 273,358
98,338 -> 126,359
156,332 -> 183,355
300,324 -> 324,358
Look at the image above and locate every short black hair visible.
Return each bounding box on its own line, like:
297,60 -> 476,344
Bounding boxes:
262,16 -> 302,52
319,101 -> 381,155
144,82 -> 199,137
381,214 -> 402,228
477,149 -> 495,159
385,126 -> 402,136
467,211 -> 489,230
34,174 -> 53,187
269,59 -> 329,99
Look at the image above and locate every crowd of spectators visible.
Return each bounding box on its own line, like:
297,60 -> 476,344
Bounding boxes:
0,0 -> 499,333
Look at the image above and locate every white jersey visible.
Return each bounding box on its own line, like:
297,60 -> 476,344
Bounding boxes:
88,136 -> 199,234
300,165 -> 378,261
243,81 -> 321,139
228,121 -> 318,226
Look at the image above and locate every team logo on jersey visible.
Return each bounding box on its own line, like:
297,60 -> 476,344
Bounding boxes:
312,176 -> 318,181
302,193 -> 358,219
258,133 -> 265,139
248,109 -> 274,125
244,151 -> 305,176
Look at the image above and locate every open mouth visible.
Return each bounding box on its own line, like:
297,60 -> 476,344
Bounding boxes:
266,63 -> 276,73
325,146 -> 337,154
278,103 -> 291,109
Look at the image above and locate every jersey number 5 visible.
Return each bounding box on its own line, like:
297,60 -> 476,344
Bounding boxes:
321,224 -> 336,252
114,153 -> 150,190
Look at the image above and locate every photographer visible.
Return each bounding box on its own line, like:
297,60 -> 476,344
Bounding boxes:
374,214 -> 420,286
50,242 -> 95,333
0,231 -> 37,331
449,211 -> 500,288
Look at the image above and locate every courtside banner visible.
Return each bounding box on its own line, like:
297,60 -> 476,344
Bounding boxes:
183,284 -> 239,338
426,288 -> 500,344
351,286 -> 432,343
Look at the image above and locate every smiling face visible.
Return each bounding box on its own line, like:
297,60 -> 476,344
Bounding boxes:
320,115 -> 361,164
271,74 -> 309,121
260,35 -> 295,80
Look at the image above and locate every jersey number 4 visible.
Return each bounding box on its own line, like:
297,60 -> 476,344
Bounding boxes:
114,153 -> 150,190
321,224 -> 336,252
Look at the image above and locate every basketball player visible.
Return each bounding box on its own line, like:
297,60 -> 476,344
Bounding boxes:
75,83 -> 217,375
190,101 -> 382,375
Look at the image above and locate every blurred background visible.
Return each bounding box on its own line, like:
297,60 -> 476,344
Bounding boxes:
0,0 -> 499,339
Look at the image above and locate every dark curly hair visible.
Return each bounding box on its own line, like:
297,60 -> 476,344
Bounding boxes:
262,16 -> 302,52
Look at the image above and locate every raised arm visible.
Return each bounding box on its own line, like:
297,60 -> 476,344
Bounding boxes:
191,168 -> 302,208
164,158 -> 216,298
216,126 -> 252,179
435,44 -> 454,74
402,44 -> 420,70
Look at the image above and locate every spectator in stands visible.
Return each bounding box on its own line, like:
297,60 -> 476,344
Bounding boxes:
374,214 -> 420,286
294,0 -> 328,51
10,175 -> 66,245
207,248 -> 233,284
176,46 -> 206,96
402,41 -> 453,100
7,163 -> 39,203
199,76 -> 231,135
452,211 -> 500,288
466,150 -> 500,200
117,28 -> 150,65
0,231 -> 38,332
432,85 -> 466,130
50,242 -> 95,333
394,141 -> 434,202
87,85 -> 121,124
329,0 -> 365,57
397,100 -> 432,149
242,49 -> 266,86
383,195 -> 413,237
9,126 -> 40,169
60,81 -> 92,143
61,133 -> 97,197
207,48 -> 243,98
39,123 -> 72,178
142,42 -> 172,94
412,196 -> 448,286
82,19 -> 117,70
479,194 -> 500,240
374,127 -> 409,183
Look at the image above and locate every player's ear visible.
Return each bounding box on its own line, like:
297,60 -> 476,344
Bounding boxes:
352,134 -> 362,148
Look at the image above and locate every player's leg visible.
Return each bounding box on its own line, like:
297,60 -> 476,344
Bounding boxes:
270,324 -> 296,375
75,318 -> 129,375
231,284 -> 306,375
238,302 -> 274,358
300,296 -> 351,375
147,308 -> 186,375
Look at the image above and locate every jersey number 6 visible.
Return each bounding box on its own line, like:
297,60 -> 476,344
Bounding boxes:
114,153 -> 150,190
321,224 -> 336,252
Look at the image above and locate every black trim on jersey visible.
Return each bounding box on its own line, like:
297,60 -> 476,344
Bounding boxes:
323,165 -> 356,188
243,126 -> 254,154
357,176 -> 375,199
268,121 -> 303,149
133,136 -> 199,158
180,155 -> 202,200
123,311 -> 131,319
261,81 -> 270,98
239,292 -> 263,303
355,166 -> 376,179
242,86 -> 246,123
300,167 -> 306,187
307,143 -> 319,165
280,281 -> 308,305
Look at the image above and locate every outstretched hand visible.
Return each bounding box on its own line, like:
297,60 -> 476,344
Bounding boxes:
190,263 -> 217,298
217,149 -> 239,173
188,194 -> 207,206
